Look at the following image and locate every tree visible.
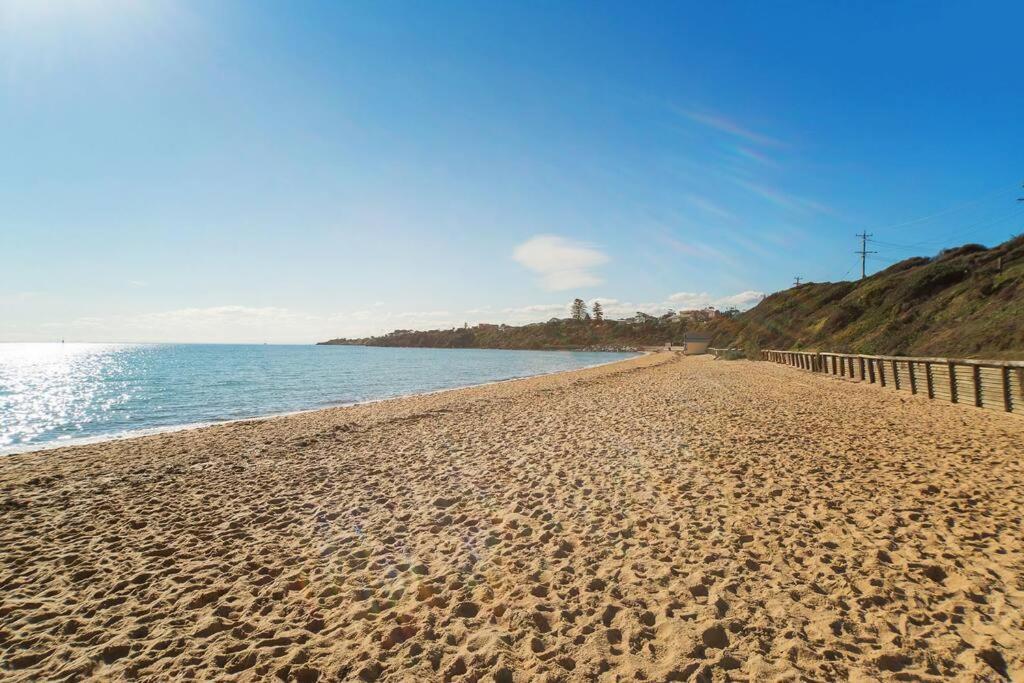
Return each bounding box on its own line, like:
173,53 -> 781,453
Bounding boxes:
674,317 -> 688,345
592,301 -> 604,323
571,298 -> 587,321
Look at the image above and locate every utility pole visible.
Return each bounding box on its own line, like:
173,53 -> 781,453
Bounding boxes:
793,276 -> 803,286
855,231 -> 877,279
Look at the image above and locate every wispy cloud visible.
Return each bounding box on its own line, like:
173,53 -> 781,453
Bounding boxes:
684,193 -> 734,221
0,291 -> 45,306
656,234 -> 741,269
730,178 -> 833,215
681,109 -> 783,147
512,235 -> 609,290
732,145 -> 779,168
502,303 -> 567,315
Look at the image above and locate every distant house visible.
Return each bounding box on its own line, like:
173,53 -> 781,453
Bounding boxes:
631,312 -> 658,324
674,306 -> 721,323
683,332 -> 713,355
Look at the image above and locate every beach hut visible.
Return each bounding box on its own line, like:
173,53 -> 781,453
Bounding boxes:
683,332 -> 712,355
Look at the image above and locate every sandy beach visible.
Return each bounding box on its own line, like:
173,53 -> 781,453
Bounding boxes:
1,353 -> 1022,681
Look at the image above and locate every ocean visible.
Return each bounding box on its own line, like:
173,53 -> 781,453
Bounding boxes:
0,343 -> 637,455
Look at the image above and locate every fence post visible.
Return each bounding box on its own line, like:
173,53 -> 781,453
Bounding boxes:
878,360 -> 886,387
973,365 -> 983,407
925,362 -> 934,398
949,362 -> 958,403
867,358 -> 876,383
892,360 -> 900,390
908,362 -> 917,394
1003,367 -> 1012,412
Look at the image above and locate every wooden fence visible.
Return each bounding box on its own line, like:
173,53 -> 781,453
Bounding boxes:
763,349 -> 1024,415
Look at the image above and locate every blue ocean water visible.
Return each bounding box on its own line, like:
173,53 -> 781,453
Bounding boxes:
0,343 -> 637,455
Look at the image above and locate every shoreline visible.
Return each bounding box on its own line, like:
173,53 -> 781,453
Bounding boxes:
0,350 -> 648,459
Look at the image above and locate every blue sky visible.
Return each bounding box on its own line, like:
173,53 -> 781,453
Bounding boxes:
2,1 -> 1022,343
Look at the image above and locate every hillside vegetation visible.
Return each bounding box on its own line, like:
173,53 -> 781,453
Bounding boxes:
319,316 -> 688,351
708,235 -> 1024,359
321,236 -> 1024,360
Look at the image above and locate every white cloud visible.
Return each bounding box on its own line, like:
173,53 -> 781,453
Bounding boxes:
492,290 -> 765,327
715,290 -> 766,309
512,235 -> 608,290
667,292 -> 716,309
667,290 -> 765,310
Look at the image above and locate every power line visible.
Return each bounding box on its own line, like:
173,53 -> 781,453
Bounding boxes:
872,205 -> 1024,251
855,231 -> 877,279
859,184 -> 1024,279
865,182 -> 1020,235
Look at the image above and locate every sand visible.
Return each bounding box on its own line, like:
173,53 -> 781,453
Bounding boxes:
1,353 -> 1022,681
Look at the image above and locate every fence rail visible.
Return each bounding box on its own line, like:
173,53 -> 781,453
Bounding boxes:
763,349 -> 1024,415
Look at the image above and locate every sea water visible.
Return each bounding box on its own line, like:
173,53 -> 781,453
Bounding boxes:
0,343 -> 637,455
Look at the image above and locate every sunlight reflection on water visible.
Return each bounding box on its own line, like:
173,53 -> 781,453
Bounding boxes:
0,343 -> 138,449
0,344 -> 637,454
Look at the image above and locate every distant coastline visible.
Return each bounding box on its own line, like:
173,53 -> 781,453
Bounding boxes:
317,310 -> 714,352
319,340 -> 643,353
323,236 -> 1024,360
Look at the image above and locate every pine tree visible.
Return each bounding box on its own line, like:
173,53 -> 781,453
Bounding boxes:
592,301 -> 604,323
571,298 -> 587,321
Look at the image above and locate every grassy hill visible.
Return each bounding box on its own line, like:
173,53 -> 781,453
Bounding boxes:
707,235 -> 1024,359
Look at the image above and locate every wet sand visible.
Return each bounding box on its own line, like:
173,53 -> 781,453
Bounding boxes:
1,353 -> 1022,681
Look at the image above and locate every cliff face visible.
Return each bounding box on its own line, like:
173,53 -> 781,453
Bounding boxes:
707,235 -> 1024,359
